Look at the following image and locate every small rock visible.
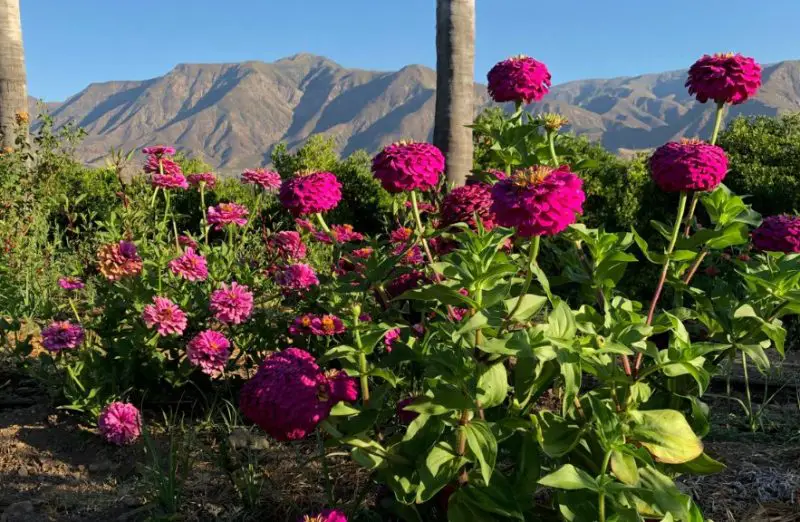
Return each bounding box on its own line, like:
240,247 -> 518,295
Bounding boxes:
121,496 -> 143,508
204,503 -> 224,517
1,501 -> 33,522
89,460 -> 114,473
46,414 -> 58,426
228,427 -> 269,450
16,467 -> 28,477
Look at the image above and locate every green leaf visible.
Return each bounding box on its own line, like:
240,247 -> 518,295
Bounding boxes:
417,442 -> 464,503
514,433 -> 541,496
547,300 -> 576,339
477,362 -> 508,409
464,420 -> 498,485
329,402 -> 360,416
539,464 -> 599,492
457,311 -> 488,335
503,294 -> 547,322
462,473 -> 524,520
398,284 -> 479,308
628,410 -> 703,464
670,452 -> 726,475
610,450 -> 639,485
532,411 -> 583,458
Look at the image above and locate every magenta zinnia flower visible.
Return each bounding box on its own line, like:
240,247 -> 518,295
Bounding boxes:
169,247 -> 208,282
209,282 -> 254,325
142,145 -> 175,157
405,200 -> 436,213
207,202 -> 249,230
268,231 -> 307,260
686,53 -> 762,105
239,348 -> 358,441
151,171 -> 189,190
279,171 -> 342,216
58,277 -> 84,291
242,168 -> 282,191
390,227 -> 413,244
98,401 -> 141,445
187,330 -> 231,377
187,172 -> 217,189
41,320 -> 84,352
300,509 -> 348,522
310,314 -> 346,336
313,224 -> 364,244
289,314 -> 317,336
178,234 -> 199,249
384,328 -> 401,352
490,165 -> 585,237
276,263 -> 319,292
649,139 -> 728,193
487,55 -> 552,104
142,296 -> 188,336
440,183 -> 497,230
372,141 -> 445,193
752,215 -> 800,253
295,218 -> 316,233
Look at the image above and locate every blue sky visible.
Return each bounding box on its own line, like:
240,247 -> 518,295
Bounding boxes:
22,0 -> 800,101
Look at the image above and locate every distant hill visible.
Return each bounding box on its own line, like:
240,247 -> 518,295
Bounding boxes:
34,53 -> 800,171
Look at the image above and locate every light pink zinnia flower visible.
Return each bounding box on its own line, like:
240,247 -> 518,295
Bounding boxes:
487,55 -> 552,104
98,401 -> 141,445
207,202 -> 249,230
686,53 -> 762,105
142,296 -> 188,336
187,172 -> 217,189
58,277 -> 84,291
372,141 -> 445,193
276,263 -> 319,292
649,139 -> 728,193
187,330 -> 231,377
41,320 -> 84,352
242,168 -> 282,191
310,314 -> 346,336
209,282 -> 254,325
151,172 -> 189,190
169,247 -> 208,282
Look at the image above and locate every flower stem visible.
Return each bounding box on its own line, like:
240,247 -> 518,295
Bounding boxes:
501,236 -> 540,333
315,213 -> 336,243
358,352 -> 370,407
68,297 -> 81,323
682,193 -> 700,237
547,131 -> 559,166
598,450 -> 613,522
742,350 -> 755,431
683,247 -> 709,285
410,191 -> 435,266
456,409 -> 471,484
200,184 -> 209,246
710,101 -> 725,146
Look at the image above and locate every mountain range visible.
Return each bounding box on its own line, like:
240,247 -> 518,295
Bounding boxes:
35,53 -> 800,171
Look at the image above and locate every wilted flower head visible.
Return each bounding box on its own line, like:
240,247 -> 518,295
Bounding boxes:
210,282 -> 254,324
490,165 -> 585,237
98,401 -> 141,445
169,247 -> 208,282
487,55 -> 552,104
15,111 -> 29,125
268,231 -> 307,260
187,172 -> 217,189
540,113 -> 569,132
279,171 -> 342,216
142,296 -> 187,336
311,314 -> 346,336
372,141 -> 445,193
686,53 -> 762,105
440,183 -> 497,230
97,240 -> 143,280
314,224 -> 364,244
187,330 -> 231,377
142,145 -> 176,157
276,263 -> 319,292
649,139 -> 728,193
242,168 -> 282,191
58,277 -> 85,291
300,510 -> 348,522
41,320 -> 84,352
752,215 -> 800,253
207,202 -> 249,230
239,348 -> 358,441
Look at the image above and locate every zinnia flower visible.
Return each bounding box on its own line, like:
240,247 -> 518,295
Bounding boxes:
394,244 -> 424,265
142,296 -> 187,336
405,200 -> 436,213
390,227 -> 413,244
276,263 -> 319,292
440,183 -> 497,230
313,224 -> 364,244
178,235 -> 199,249
487,55 -> 552,104
386,270 -> 428,299
97,240 -> 142,280
239,348 -> 357,441
142,145 -> 175,157
98,401 -> 141,445
289,314 -> 317,336
151,171 -> 189,190
372,141 -> 444,193
268,231 -> 307,260
169,247 -> 208,282
187,172 -> 217,189
752,215 -> 800,253
209,282 -> 254,324
41,320 -> 84,352
58,277 -> 84,291
686,53 -> 762,105
300,510 -> 348,522
384,328 -> 400,352
187,330 -> 231,377
649,139 -> 728,193
207,203 -> 249,230
279,171 -> 342,215
490,165 -> 585,237
311,314 -> 346,336
242,168 -> 281,191
295,218 -> 316,233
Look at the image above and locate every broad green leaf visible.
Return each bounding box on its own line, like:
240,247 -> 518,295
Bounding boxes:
514,433 -> 541,496
477,362 -> 508,408
417,442 -> 464,503
464,420 -> 498,484
628,410 -> 703,464
329,402 -> 360,416
610,450 -> 639,485
539,464 -> 598,491
503,294 -> 547,322
670,452 -> 726,475
462,473 -> 524,520
532,411 -> 583,458
547,300 -> 576,339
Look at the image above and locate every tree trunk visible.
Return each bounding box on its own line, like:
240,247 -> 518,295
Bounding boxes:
434,0 -> 474,188
0,0 -> 28,149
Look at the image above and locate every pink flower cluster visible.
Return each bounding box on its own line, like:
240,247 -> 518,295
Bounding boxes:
41,320 -> 84,352
279,171 -> 342,215
143,146 -> 187,190
649,140 -> 728,193
142,145 -> 175,156
209,282 -> 253,324
276,263 -> 319,293
289,313 -> 346,336
169,247 -> 208,281
686,53 -> 762,105
239,348 -> 357,441
187,330 -> 231,377
372,141 -> 445,193
242,168 -> 282,191
314,224 -> 364,244
98,401 -> 141,445
386,270 -> 429,299
752,215 -> 800,253
187,172 -> 217,189
440,183 -> 497,230
208,203 -> 249,230
487,55 -> 552,104
58,277 -> 84,291
301,510 -> 348,522
142,296 -> 187,336
268,231 -> 307,260
490,165 -> 585,237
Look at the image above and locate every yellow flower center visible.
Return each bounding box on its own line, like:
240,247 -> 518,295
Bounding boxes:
301,316 -> 312,327
541,113 -> 569,132
680,138 -> 704,145
512,166 -> 553,187
321,316 -> 335,333
713,52 -> 735,59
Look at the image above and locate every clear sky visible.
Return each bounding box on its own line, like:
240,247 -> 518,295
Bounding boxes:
22,0 -> 800,101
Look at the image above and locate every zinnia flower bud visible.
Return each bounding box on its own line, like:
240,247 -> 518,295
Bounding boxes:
98,401 -> 141,445
371,141 -> 444,193
279,171 -> 342,215
752,215 -> 800,253
487,55 -> 552,104
649,139 -> 728,193
540,113 -> 569,132
686,53 -> 762,105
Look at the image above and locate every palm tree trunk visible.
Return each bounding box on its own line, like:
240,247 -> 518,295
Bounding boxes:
0,0 -> 28,149
434,0 -> 475,188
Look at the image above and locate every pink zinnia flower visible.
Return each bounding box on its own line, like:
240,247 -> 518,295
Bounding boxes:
487,55 -> 552,104
178,235 -> 199,249
98,401 -> 141,445
295,218 -> 316,233
448,289 -> 470,321
752,215 -> 800,253
58,277 -> 84,291
142,145 -> 175,157
310,314 -> 346,336
649,139 -> 728,193
151,172 -> 189,190
686,53 -> 762,105
239,348 -> 358,441
490,165 -> 585,237
372,141 -> 445,193
289,314 -> 317,336
142,296 -> 187,336
313,224 -> 364,244
440,183 -> 497,230
394,244 -> 424,265
390,227 -> 413,244
242,168 -> 282,191
384,328 -> 400,352
187,172 -> 217,189
187,330 -> 231,377
279,171 -> 342,216
209,282 -> 254,324
97,240 -> 142,281
41,320 -> 84,352
300,510 -> 348,522
169,247 -> 208,282
386,270 -> 428,299
430,237 -> 458,256
207,202 -> 249,230
276,263 -> 319,292
268,231 -> 307,260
